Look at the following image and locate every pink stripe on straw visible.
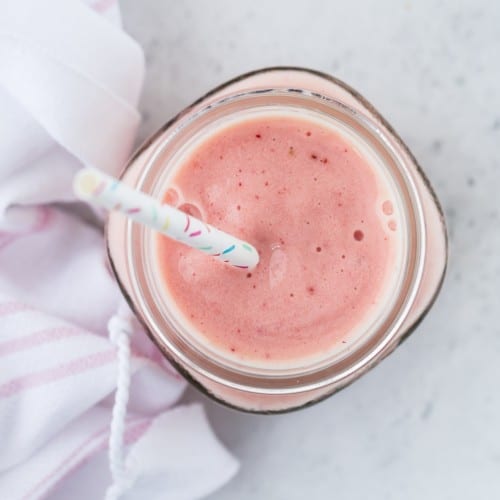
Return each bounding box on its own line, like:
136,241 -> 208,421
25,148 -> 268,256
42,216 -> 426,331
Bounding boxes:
127,207 -> 141,214
0,350 -> 115,398
0,326 -> 85,357
189,230 -> 202,237
184,214 -> 191,232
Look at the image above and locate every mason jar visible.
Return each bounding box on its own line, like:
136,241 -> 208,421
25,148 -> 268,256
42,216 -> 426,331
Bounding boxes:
106,67 -> 447,413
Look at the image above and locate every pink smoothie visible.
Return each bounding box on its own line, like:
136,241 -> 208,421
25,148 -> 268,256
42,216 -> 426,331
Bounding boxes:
156,114 -> 401,365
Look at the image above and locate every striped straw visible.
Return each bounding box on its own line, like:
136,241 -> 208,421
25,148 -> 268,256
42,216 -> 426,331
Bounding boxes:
73,167 -> 260,269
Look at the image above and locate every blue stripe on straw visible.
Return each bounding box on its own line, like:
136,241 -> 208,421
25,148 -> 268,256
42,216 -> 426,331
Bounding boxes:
222,244 -> 236,255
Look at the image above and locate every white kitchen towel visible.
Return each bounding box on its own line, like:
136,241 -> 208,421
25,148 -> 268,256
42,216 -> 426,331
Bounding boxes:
0,1 -> 238,499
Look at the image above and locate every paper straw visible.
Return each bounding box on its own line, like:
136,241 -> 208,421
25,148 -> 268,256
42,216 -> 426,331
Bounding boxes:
73,167 -> 260,269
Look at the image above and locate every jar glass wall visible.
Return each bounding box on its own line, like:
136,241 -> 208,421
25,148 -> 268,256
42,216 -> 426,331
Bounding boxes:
107,68 -> 447,413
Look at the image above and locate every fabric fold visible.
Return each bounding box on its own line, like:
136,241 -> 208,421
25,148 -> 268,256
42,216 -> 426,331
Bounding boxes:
0,1 -> 238,498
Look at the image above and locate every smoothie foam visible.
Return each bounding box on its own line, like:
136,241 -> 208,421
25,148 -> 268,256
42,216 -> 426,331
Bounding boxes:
156,112 -> 403,367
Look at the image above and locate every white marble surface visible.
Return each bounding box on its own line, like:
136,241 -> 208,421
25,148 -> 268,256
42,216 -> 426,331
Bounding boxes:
119,1 -> 500,498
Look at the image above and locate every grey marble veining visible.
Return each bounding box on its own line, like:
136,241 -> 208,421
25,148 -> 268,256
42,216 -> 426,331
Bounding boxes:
121,1 -> 500,498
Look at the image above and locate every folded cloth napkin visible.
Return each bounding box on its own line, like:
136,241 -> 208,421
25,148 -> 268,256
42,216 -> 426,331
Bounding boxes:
0,1 -> 238,499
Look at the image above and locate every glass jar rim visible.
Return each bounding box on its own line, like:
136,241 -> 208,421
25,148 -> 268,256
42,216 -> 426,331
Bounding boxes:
124,88 -> 426,395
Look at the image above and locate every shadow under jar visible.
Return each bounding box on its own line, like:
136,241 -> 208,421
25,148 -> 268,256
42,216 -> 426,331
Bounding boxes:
106,67 -> 447,413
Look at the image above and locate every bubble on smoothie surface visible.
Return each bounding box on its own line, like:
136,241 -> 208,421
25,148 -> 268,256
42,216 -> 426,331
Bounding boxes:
388,220 -> 397,231
178,202 -> 202,220
269,246 -> 288,288
177,251 -> 205,283
382,200 -> 394,216
164,188 -> 180,206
